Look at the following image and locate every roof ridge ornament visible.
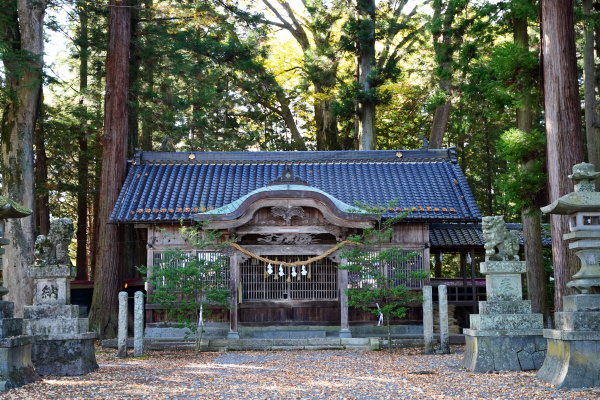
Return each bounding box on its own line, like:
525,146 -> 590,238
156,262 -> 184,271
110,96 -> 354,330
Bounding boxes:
266,166 -> 310,186
419,134 -> 429,150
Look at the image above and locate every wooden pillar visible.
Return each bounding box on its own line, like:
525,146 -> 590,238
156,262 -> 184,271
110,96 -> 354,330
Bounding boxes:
228,252 -> 240,339
470,247 -> 477,314
460,252 -> 467,286
434,252 -> 442,278
339,258 -> 351,338
144,226 -> 154,323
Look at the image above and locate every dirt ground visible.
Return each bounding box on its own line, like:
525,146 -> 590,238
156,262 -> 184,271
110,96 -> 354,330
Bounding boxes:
2,345 -> 599,399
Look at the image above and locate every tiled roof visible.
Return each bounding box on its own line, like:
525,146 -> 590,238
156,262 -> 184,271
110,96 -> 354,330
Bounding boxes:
109,148 -> 481,223
429,223 -> 552,248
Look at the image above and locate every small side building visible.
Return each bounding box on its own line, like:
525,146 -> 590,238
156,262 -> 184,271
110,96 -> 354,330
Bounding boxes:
109,148 -> 481,335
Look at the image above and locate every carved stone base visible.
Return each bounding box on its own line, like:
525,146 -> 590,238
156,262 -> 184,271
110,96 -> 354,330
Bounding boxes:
338,329 -> 352,338
0,336 -> 41,391
31,334 -> 98,376
462,334 -> 546,372
537,333 -> 600,388
227,331 -> 240,340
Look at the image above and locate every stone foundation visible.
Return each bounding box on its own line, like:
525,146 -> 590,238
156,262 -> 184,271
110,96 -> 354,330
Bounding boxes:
30,335 -> 98,376
0,323 -> 40,391
462,256 -> 545,372
462,334 -> 546,372
536,294 -> 600,388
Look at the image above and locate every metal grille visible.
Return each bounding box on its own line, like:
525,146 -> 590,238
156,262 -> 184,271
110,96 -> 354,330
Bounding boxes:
240,255 -> 338,301
348,249 -> 424,289
151,251 -> 230,290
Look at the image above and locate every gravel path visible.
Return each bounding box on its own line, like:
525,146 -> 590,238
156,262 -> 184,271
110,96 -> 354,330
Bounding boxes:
2,346 -> 599,399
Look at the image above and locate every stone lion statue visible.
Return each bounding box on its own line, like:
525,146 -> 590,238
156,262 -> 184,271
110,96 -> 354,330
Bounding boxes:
482,216 -> 520,261
34,218 -> 74,266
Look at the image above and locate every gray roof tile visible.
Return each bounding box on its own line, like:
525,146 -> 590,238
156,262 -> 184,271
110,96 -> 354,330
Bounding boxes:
110,149 -> 481,223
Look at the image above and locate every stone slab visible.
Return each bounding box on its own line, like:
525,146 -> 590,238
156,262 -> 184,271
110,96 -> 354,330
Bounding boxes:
462,335 -> 546,372
0,318 -> 23,339
253,330 -> 326,339
0,302 -> 14,319
340,338 -> 370,346
0,335 -> 33,348
31,337 -> 98,376
0,338 -> 41,391
308,338 -> 340,345
271,339 -> 309,346
478,300 -> 532,315
24,305 -> 79,319
543,329 -> 600,341
271,346 -> 300,351
486,274 -> 523,302
563,294 -> 600,312
555,311 -> 600,331
537,338 -> 600,388
463,328 -> 543,337
33,277 -> 70,305
304,345 -> 345,351
480,261 -> 526,274
469,313 -> 543,331
24,319 -> 83,336
29,265 -> 75,278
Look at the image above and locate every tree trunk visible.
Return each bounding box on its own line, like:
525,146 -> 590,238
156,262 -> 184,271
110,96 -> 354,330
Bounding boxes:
128,0 -> 140,156
34,90 -> 49,236
0,0 -> 45,316
314,88 -> 341,151
76,1 -> 89,280
540,0 -> 586,311
514,14 -> 549,320
139,0 -> 154,151
584,0 -> 600,178
89,0 -> 131,338
273,91 -> 307,150
356,0 -> 376,150
428,0 -> 455,149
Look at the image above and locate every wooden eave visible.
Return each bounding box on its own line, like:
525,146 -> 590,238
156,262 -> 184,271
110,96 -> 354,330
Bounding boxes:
194,189 -> 377,230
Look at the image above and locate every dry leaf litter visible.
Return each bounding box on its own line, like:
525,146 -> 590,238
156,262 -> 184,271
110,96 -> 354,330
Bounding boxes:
2,345 -> 599,399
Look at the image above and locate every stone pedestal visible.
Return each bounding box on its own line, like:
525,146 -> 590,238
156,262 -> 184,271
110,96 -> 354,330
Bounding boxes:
0,301 -> 40,391
537,163 -> 600,388
462,260 -> 545,372
536,294 -> 600,387
23,261 -> 98,376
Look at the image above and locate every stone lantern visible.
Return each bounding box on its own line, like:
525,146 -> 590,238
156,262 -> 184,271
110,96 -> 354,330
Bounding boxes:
537,162 -> 600,388
0,194 -> 40,390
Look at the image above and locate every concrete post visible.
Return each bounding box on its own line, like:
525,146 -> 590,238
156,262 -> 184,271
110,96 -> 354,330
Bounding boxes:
423,285 -> 434,354
339,259 -> 351,338
228,253 -> 240,339
118,291 -> 128,358
438,284 -> 450,354
134,291 -> 144,357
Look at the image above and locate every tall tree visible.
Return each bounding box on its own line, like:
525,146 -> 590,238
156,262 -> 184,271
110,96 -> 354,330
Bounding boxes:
513,7 -> 549,320
0,0 -> 46,316
355,0 -> 376,150
76,0 -> 90,280
428,0 -> 469,149
583,0 -> 600,177
260,0 -> 343,150
89,0 -> 131,337
540,0 -> 585,311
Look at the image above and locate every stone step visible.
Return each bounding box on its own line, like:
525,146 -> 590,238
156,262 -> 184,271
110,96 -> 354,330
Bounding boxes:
252,330 -> 326,339
555,311 -> 600,331
470,314 -> 544,331
478,300 -> 532,315
103,337 -> 379,351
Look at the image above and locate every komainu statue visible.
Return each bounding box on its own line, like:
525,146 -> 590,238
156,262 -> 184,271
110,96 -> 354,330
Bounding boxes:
482,215 -> 520,261
34,218 -> 74,266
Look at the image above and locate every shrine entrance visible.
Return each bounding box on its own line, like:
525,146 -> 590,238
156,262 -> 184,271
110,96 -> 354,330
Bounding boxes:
238,253 -> 340,325
194,171 -> 377,334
